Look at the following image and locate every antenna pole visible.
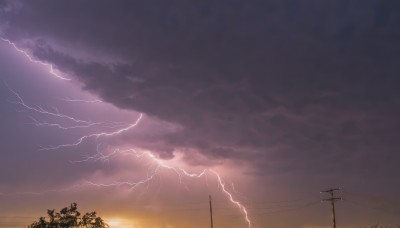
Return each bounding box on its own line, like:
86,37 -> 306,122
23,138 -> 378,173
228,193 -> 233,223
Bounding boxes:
209,195 -> 214,228
321,188 -> 342,228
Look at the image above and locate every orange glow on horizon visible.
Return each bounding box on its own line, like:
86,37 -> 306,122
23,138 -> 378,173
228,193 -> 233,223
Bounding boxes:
106,218 -> 134,228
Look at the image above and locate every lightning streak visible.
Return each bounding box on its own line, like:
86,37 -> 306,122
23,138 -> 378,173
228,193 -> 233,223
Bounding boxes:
72,147 -> 251,227
212,170 -> 251,227
9,88 -> 91,124
3,37 -> 252,228
28,116 -> 101,130
28,116 -> 130,130
1,37 -> 71,80
8,88 -> 131,130
60,98 -> 103,103
71,147 -> 147,164
39,113 -> 143,150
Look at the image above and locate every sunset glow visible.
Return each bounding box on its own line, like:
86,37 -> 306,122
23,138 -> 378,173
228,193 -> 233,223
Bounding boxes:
0,1 -> 400,228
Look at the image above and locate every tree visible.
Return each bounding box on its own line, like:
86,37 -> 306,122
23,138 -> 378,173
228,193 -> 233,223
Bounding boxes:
28,203 -> 109,228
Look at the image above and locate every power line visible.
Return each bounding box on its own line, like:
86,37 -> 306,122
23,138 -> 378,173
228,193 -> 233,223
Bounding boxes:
342,189 -> 400,207
220,200 -> 321,216
214,200 -> 319,210
343,198 -> 399,217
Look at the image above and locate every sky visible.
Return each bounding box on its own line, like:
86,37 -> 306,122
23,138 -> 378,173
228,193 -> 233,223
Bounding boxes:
0,1 -> 400,227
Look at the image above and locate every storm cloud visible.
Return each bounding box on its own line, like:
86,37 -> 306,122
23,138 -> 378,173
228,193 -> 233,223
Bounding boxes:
1,0 -> 400,176
1,2 -> 400,227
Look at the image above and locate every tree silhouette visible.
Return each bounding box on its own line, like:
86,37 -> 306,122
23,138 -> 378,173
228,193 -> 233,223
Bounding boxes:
28,203 -> 109,228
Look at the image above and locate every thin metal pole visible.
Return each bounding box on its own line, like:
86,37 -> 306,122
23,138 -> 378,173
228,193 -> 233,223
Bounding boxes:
209,195 -> 214,228
330,191 -> 336,228
321,188 -> 341,228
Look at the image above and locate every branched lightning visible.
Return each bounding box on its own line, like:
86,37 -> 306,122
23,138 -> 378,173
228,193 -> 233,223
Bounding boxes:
28,116 -> 130,130
8,88 -> 91,124
2,37 -> 252,228
60,98 -> 103,103
39,113 -> 143,150
7,87 -> 132,131
70,146 -> 251,227
211,170 -> 251,227
70,147 -> 147,164
1,37 -> 71,80
28,116 -> 101,130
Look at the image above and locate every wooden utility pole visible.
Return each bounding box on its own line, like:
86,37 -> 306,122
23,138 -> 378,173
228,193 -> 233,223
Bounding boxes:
209,195 -> 214,228
321,188 -> 342,228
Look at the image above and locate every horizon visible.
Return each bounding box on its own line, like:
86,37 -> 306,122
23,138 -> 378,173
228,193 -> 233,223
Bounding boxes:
0,1 -> 400,227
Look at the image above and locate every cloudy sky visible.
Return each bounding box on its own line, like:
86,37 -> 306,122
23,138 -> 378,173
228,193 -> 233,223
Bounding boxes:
0,1 -> 400,227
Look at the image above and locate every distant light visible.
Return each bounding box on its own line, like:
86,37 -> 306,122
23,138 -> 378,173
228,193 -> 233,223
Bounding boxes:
107,218 -> 121,226
106,218 -> 134,228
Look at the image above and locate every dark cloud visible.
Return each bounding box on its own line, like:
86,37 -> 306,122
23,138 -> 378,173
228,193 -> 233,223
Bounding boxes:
1,0 -> 400,179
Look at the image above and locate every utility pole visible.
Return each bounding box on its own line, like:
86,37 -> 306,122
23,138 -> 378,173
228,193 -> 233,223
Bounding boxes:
209,195 -> 214,228
321,188 -> 342,228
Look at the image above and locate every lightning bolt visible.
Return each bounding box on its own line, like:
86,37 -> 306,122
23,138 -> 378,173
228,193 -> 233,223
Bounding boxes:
60,98 -> 103,103
77,147 -> 251,227
1,37 -> 71,80
70,147 -> 251,227
27,116 -> 102,130
70,146 -> 148,164
212,170 -> 251,227
72,146 -> 207,190
38,113 -> 143,150
8,87 -> 91,124
7,87 -> 131,131
2,38 -> 252,228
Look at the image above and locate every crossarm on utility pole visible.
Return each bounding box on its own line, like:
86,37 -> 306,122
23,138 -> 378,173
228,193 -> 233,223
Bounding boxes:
321,188 -> 342,228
